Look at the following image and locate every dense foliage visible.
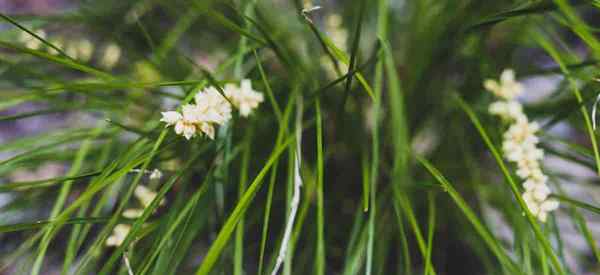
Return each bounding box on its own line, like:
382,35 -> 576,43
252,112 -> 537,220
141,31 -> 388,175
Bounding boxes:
1,0 -> 600,274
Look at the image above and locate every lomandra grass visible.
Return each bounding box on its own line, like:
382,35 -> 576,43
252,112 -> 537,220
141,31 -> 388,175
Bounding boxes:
1,0 -> 600,274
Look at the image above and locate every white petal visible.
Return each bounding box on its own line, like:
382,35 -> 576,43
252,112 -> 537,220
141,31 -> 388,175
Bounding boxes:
182,104 -> 202,123
541,199 -> 559,211
224,83 -> 238,97
161,111 -> 182,125
149,169 -> 162,180
240,79 -> 252,92
76,39 -> 94,62
123,208 -> 144,218
239,104 -> 252,117
500,69 -> 515,84
483,79 -> 500,93
537,211 -> 548,222
523,179 -> 536,191
135,185 -> 157,208
533,185 -> 550,201
101,43 -> 121,69
174,120 -> 185,135
183,125 -> 196,139
199,123 -> 215,139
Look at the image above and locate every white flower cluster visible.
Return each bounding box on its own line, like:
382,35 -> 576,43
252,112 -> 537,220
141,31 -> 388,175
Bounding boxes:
485,69 -> 559,222
106,184 -> 164,247
161,79 -> 264,140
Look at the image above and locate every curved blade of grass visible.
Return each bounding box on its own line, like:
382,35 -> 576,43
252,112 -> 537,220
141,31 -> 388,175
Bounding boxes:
258,88 -> 297,275
30,125 -> 104,275
415,155 -> 521,274
194,136 -> 295,275
234,126 -> 253,275
340,0 -> 367,112
0,217 -> 110,233
551,194 -> 600,214
61,137 -> 116,274
0,171 -> 101,192
137,169 -> 214,275
98,133 -> 202,274
391,196 -> 412,274
553,0 -> 600,57
423,192 -> 436,275
534,30 -> 600,176
315,98 -> 325,275
254,49 -> 282,122
0,107 -> 74,122
153,3 -> 202,62
552,181 -> 600,264
0,40 -> 114,80
466,1 -> 558,32
205,9 -> 267,46
455,95 -> 565,275
393,189 -> 437,275
317,22 -> 374,100
0,13 -> 69,57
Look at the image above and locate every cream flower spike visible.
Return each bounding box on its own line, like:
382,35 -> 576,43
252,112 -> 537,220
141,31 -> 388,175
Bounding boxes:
484,69 -> 523,100
486,68 -> 558,222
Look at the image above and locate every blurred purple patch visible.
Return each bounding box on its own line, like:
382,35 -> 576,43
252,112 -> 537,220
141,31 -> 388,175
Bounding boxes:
0,0 -> 71,14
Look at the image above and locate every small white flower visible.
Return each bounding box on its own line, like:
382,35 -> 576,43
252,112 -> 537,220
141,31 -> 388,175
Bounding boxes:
76,38 -> 94,62
196,86 -> 232,123
198,122 -> 215,139
160,111 -> 182,126
523,192 -> 540,214
515,159 -> 541,179
181,103 -> 221,138
134,185 -> 161,208
174,120 -> 196,140
20,29 -> 46,50
123,208 -> 144,219
65,43 -> 79,60
537,211 -> 548,222
47,38 -> 64,55
503,120 -> 539,145
531,184 -> 551,201
101,42 -> 121,69
488,100 -> 525,121
225,79 -> 264,117
106,224 -> 131,247
540,199 -> 559,211
149,169 -> 162,180
484,69 -> 523,100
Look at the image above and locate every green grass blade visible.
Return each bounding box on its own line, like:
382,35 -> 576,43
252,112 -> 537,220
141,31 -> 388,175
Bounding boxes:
315,98 -> 325,275
194,136 -> 294,275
